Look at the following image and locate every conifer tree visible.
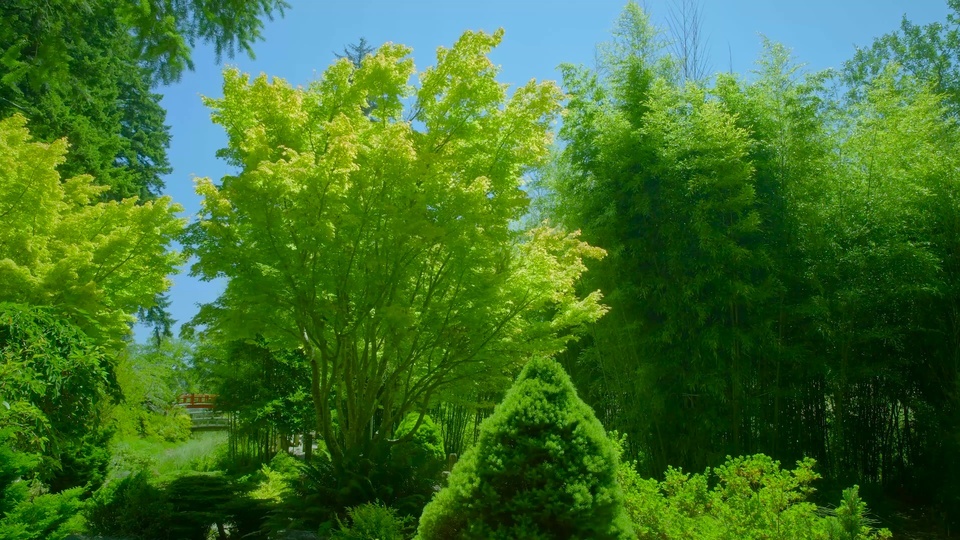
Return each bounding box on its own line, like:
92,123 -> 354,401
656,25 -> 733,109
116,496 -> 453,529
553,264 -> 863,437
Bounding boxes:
417,357 -> 633,540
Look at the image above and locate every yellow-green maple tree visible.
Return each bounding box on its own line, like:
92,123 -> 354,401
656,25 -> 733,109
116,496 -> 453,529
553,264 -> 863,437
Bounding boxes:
187,30 -> 607,466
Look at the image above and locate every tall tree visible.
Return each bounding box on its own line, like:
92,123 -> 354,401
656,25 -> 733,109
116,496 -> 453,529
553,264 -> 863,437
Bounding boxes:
187,30 -> 607,473
0,0 -> 289,200
543,2 -> 774,472
0,2 -> 170,200
816,67 -> 958,495
711,39 -> 836,469
844,0 -> 960,116
118,0 -> 290,84
544,4 -> 960,529
336,37 -> 377,69
665,0 -> 710,82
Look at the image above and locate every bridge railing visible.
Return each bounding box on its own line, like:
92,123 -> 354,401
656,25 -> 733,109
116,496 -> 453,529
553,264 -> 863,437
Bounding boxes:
175,393 -> 227,430
175,393 -> 217,409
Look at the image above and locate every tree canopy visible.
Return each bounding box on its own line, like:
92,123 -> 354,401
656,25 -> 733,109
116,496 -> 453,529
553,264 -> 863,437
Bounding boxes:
187,29 -> 607,469
0,0 -> 288,201
538,2 -> 960,524
0,115 -> 185,343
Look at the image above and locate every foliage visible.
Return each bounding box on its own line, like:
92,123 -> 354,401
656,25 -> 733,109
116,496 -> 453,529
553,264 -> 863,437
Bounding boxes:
615,446 -> 891,540
828,486 -> 888,540
187,29 -> 606,477
336,37 -> 377,69
417,357 -> 633,540
1,0 -> 285,333
333,502 -> 415,540
248,451 -> 300,503
139,292 -> 177,347
1,0 -> 286,201
163,472 -> 237,540
0,1 -> 171,200
196,338 -> 314,466
0,381 -> 91,539
0,430 -> 37,514
87,468 -> 269,540
111,432 -> 228,477
0,428 -> 86,540
108,340 -> 196,443
377,413 -> 446,515
542,1 -> 775,473
48,427 -> 114,493
117,0 -> 290,84
844,0 -> 960,115
0,115 -> 185,343
540,6 -> 960,533
0,486 -> 86,540
85,470 -> 173,540
0,303 -> 116,490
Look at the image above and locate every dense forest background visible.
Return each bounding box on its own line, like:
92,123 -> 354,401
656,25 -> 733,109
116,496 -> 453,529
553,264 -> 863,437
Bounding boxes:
1,0 -> 959,538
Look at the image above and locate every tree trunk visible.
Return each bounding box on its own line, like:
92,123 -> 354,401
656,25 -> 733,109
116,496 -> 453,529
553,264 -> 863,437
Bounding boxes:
304,431 -> 313,463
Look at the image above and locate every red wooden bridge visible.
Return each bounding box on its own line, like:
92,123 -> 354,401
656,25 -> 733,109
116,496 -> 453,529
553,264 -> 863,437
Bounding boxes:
175,393 -> 228,430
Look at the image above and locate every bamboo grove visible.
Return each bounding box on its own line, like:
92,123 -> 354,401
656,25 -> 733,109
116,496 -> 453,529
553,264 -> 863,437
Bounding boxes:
539,3 -> 960,514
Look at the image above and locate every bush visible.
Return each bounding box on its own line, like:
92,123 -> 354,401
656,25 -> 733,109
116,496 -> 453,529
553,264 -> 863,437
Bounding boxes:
249,451 -> 300,503
151,410 -> 194,443
87,468 -> 270,540
85,470 -> 173,540
0,486 -> 85,540
163,472 -> 237,540
332,502 -> 414,540
47,426 -> 113,493
417,356 -> 634,539
827,485 -> 890,540
614,448 -> 892,540
272,416 -> 445,532
0,429 -> 86,540
376,413 -> 446,516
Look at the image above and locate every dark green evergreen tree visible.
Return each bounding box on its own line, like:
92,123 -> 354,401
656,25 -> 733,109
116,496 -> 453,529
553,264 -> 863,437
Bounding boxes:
138,292 -> 176,347
0,2 -> 170,200
0,0 -> 288,200
336,37 -> 376,69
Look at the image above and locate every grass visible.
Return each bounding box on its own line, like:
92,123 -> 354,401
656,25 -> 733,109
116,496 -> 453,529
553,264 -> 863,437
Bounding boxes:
110,431 -> 228,478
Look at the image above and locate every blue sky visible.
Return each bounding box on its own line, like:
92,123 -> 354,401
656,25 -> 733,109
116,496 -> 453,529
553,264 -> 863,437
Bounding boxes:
136,0 -> 951,341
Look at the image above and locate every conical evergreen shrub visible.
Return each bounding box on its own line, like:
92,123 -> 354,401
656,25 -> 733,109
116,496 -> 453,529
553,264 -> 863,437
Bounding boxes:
417,357 -> 634,539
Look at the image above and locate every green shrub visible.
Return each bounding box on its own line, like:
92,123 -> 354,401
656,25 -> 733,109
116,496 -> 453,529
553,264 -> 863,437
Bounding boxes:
163,472 -> 236,540
0,431 -> 40,516
87,468 -> 270,540
47,426 -> 113,493
615,448 -> 892,540
249,451 -> 300,503
332,502 -> 414,540
152,410 -> 194,443
394,413 -> 445,463
0,486 -> 85,540
272,417 -> 445,531
826,485 -> 890,540
417,356 -> 634,539
85,470 -> 173,540
377,413 -> 447,515
0,429 -> 86,540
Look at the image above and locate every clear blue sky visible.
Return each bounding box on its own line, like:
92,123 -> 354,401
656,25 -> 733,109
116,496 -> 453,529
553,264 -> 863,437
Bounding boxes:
135,0 -> 951,341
